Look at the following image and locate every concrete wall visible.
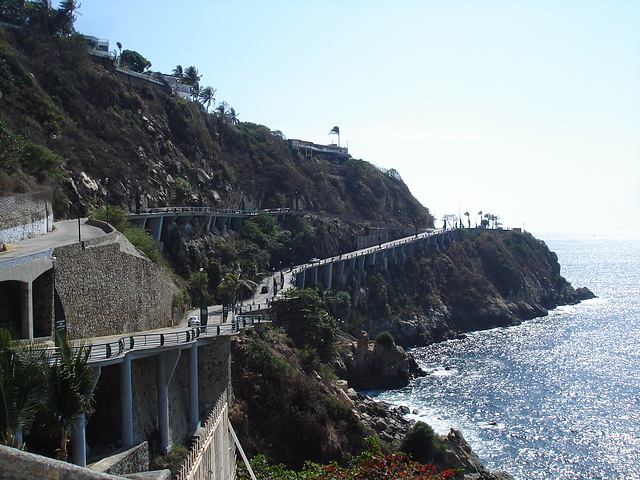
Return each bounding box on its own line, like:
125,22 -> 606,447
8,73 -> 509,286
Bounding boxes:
0,445 -> 124,480
0,190 -> 53,244
90,442 -> 150,476
53,231 -> 179,339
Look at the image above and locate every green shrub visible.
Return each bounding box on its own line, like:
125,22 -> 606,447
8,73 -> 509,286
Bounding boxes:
400,421 -> 445,464
375,331 -> 395,350
123,226 -> 160,263
150,444 -> 189,476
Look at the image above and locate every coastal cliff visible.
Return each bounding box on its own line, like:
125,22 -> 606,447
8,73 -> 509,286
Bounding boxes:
343,228 -> 594,348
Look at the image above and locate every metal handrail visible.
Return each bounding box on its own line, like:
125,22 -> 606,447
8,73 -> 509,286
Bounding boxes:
44,314 -> 272,365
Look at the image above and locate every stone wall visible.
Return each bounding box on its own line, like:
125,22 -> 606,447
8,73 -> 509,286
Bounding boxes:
53,231 -> 179,339
0,445 -> 124,480
0,190 -> 53,244
90,442 -> 150,476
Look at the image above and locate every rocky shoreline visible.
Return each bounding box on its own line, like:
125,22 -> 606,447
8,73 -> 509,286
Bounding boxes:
336,383 -> 514,479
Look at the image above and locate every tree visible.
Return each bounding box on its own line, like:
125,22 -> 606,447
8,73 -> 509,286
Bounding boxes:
120,49 -> 151,73
183,65 -> 201,86
199,86 -> 216,112
172,64 -> 183,82
0,329 -> 47,449
464,211 -> 470,228
0,0 -> 27,25
228,107 -> 239,125
217,263 -> 257,313
271,289 -> 338,360
55,0 -> 78,36
26,0 -> 56,34
46,334 -> 95,461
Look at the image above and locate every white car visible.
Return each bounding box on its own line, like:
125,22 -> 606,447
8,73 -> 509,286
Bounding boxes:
187,316 -> 200,327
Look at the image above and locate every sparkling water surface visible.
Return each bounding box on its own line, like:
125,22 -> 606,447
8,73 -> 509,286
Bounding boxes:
373,234 -> 640,479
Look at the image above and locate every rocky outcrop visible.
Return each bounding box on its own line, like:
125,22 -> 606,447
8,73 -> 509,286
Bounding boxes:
438,429 -> 515,480
333,383 -> 412,448
333,331 -> 425,390
576,286 -> 596,300
338,389 -> 514,479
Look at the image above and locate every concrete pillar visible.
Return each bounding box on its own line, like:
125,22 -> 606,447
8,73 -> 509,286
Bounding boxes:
71,366 -> 101,467
188,344 -> 200,432
71,414 -> 87,466
147,217 -> 164,242
157,350 -> 181,454
323,263 -> 333,290
310,266 -> 318,286
121,356 -> 134,448
20,281 -> 33,341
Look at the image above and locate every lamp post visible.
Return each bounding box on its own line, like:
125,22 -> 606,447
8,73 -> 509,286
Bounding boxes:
104,177 -> 109,226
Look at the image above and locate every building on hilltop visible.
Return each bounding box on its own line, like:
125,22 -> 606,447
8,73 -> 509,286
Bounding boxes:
162,74 -> 193,100
83,35 -> 110,56
289,139 -> 351,161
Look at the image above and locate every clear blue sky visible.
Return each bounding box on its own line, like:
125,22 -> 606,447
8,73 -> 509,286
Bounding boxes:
74,0 -> 640,237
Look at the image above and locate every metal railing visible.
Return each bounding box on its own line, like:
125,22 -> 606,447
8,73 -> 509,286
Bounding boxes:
45,314 -> 271,365
177,390 -> 236,480
128,206 -> 290,216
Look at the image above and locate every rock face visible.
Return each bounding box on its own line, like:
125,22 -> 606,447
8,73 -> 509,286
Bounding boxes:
333,331 -> 425,390
344,229 -> 591,348
438,429 -> 515,480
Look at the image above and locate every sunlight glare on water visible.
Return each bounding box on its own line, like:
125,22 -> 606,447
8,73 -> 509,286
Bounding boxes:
374,235 -> 640,479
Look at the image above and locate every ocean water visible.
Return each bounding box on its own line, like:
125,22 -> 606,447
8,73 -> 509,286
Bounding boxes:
374,233 -> 640,479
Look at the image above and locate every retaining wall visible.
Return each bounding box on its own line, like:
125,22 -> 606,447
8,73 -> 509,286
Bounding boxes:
0,190 -> 53,244
0,445 -> 124,480
53,231 -> 179,339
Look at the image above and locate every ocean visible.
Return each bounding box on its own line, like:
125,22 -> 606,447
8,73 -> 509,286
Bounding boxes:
373,233 -> 640,479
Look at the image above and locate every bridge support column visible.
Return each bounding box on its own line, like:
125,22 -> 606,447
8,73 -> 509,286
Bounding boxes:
121,356 -> 134,448
147,217 -> 164,242
157,350 -> 181,454
188,343 -> 200,432
310,266 -> 318,286
71,366 -> 101,467
323,263 -> 333,290
20,281 -> 33,340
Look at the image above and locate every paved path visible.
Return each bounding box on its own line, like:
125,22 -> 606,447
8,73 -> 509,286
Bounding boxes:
0,219 -> 106,261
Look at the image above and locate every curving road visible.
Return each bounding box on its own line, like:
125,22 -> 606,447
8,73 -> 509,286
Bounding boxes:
0,219 -> 107,261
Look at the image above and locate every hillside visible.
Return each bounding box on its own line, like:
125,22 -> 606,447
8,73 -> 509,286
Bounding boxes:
0,27 -> 432,229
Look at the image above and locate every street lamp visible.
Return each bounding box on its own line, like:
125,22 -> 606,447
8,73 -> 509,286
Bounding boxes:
104,177 -> 109,226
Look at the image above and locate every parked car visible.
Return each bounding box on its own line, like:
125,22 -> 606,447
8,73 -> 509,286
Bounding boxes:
261,286 -> 269,294
187,316 -> 200,327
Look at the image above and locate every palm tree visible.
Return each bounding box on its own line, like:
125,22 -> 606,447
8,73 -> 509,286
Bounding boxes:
198,86 -> 216,112
172,64 -> 183,83
183,65 -> 201,86
47,334 -> 95,461
0,329 -> 47,449
464,211 -> 470,228
228,107 -> 239,125
217,263 -> 257,321
28,0 -> 56,34
477,210 -> 483,227
55,0 -> 78,36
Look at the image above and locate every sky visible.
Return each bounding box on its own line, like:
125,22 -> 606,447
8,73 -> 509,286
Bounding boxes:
73,0 -> 640,237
